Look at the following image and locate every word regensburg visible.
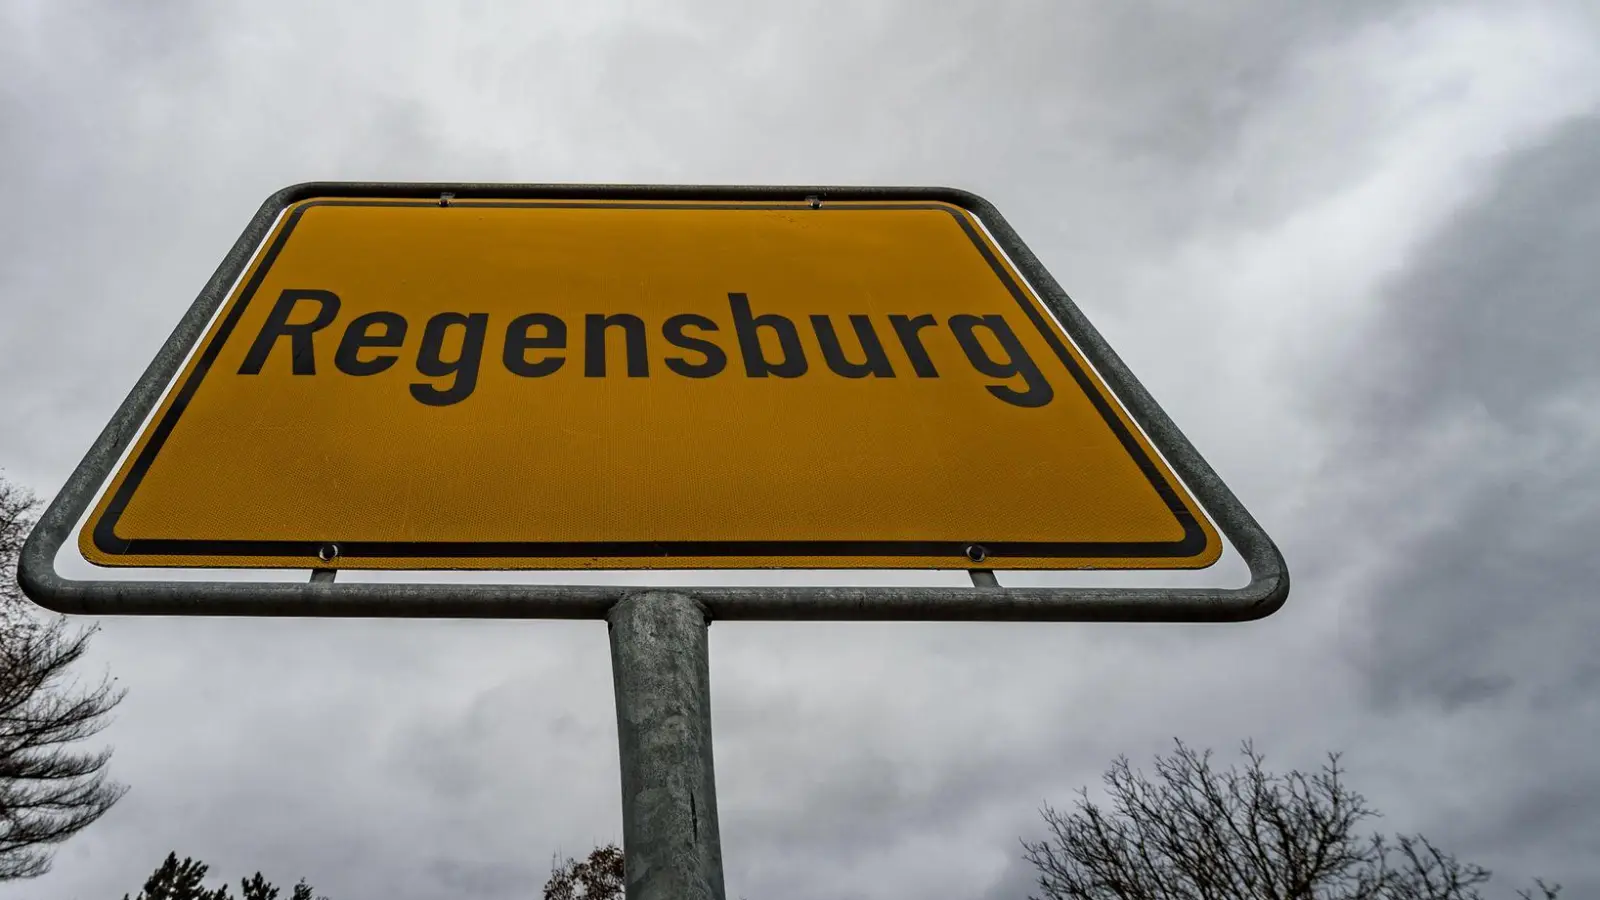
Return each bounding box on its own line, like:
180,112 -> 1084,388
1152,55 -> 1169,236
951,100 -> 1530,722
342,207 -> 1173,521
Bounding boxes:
237,289 -> 1057,408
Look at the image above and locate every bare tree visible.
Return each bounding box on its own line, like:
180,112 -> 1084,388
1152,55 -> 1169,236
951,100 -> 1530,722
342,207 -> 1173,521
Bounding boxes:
1021,740 -> 1558,900
543,844 -> 625,900
0,475 -> 128,880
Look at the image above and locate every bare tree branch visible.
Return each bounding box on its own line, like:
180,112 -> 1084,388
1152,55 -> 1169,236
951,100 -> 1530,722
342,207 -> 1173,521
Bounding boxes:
0,475 -> 128,880
1021,740 -> 1558,900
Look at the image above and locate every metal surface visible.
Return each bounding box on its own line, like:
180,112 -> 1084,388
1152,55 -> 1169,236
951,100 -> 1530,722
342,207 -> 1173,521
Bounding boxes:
19,182 -> 1289,621
609,591 -> 725,900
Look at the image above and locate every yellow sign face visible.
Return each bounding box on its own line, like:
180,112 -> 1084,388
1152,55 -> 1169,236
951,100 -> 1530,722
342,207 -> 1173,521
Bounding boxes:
83,198 -> 1219,571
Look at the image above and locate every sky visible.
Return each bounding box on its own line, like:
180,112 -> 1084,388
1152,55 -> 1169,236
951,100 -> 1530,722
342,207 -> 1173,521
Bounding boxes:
3,1 -> 1599,898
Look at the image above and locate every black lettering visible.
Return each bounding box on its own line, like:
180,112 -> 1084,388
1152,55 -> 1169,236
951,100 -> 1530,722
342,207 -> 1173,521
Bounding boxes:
811,315 -> 894,378
410,312 -> 488,406
334,311 -> 407,376
730,292 -> 806,378
238,289 -> 341,375
504,313 -> 567,377
585,314 -> 649,377
663,314 -> 727,378
948,314 -> 1054,408
889,314 -> 940,378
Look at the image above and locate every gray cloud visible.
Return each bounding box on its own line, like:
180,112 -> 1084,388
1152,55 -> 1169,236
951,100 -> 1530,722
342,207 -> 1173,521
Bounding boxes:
3,2 -> 1599,899
1303,113 -> 1600,893
1332,113 -> 1600,429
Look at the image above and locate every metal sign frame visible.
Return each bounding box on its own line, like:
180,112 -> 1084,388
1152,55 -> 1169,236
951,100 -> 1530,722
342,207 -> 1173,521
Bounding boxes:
20,182 -> 1288,621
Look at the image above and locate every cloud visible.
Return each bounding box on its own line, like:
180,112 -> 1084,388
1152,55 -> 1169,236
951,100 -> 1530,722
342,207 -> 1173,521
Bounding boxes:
2,1 -> 1599,899
1309,111 -> 1600,890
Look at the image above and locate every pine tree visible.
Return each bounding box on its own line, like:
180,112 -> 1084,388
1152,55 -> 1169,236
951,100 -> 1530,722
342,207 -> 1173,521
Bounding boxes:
123,853 -> 330,900
121,851 -> 231,900
239,871 -> 279,900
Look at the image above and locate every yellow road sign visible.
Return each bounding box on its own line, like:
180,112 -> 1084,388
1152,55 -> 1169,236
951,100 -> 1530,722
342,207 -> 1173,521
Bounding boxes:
82,196 -> 1220,570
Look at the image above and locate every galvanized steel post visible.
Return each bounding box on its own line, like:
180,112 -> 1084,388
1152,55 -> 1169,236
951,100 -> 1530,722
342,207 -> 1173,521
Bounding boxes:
607,591 -> 726,900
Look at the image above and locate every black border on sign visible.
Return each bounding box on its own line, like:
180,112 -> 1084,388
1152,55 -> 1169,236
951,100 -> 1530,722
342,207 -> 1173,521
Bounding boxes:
89,198 -> 1207,563
19,183 -> 1289,622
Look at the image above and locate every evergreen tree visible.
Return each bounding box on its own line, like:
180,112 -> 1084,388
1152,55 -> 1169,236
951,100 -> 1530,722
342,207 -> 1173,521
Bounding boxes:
239,871 -> 278,900
121,852 -> 230,900
123,853 -> 329,900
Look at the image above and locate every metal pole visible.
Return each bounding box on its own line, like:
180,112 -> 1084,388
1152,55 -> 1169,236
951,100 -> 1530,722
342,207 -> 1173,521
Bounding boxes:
607,591 -> 726,900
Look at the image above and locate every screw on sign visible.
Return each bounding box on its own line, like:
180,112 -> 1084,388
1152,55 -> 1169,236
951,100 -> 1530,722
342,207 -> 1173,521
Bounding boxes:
19,184 -> 1288,900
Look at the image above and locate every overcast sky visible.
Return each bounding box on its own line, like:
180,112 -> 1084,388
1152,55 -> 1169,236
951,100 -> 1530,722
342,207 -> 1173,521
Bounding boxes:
4,1 -> 1600,898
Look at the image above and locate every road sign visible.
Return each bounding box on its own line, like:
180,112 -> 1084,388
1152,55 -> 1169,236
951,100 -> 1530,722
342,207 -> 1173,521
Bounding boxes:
20,183 -> 1286,620
18,184 -> 1291,900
